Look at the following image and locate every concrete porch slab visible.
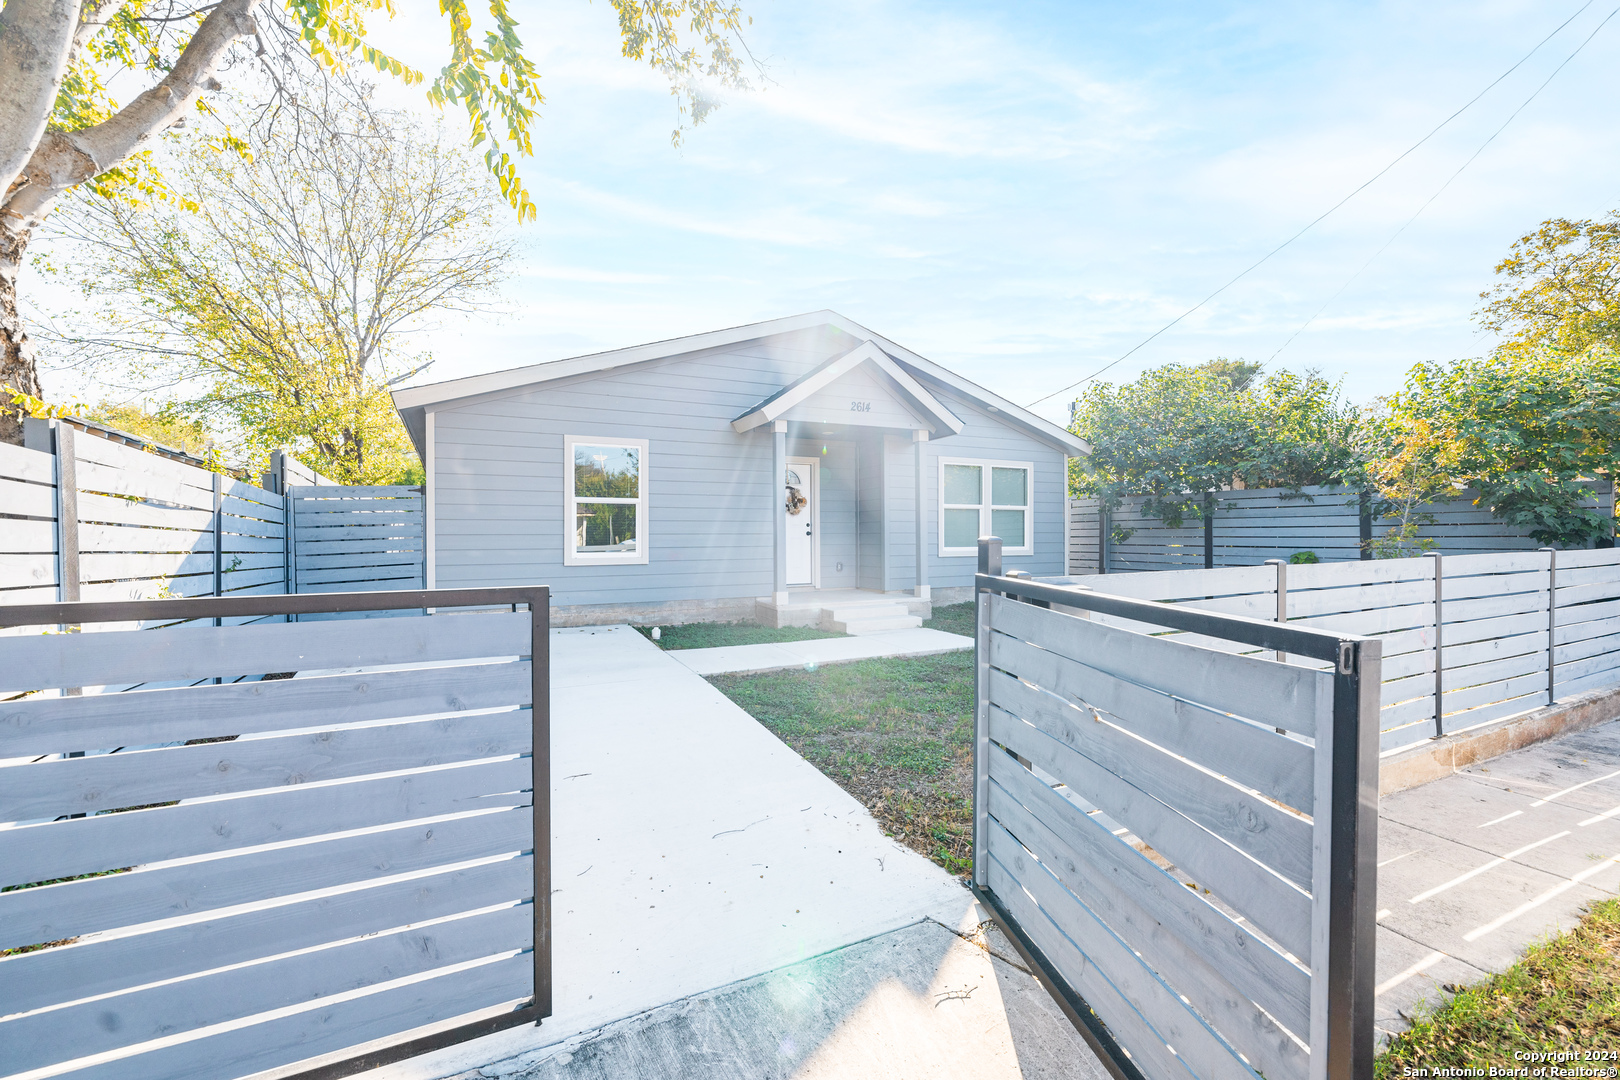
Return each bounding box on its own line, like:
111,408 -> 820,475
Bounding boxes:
669,627 -> 972,677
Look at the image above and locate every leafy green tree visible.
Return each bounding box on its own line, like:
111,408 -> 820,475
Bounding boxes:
0,0 -> 757,444
1381,347 -> 1620,547
1068,361 -> 1362,526
1479,213 -> 1620,355
47,92 -> 506,483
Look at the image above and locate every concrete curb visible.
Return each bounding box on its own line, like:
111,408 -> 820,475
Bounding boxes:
1380,685 -> 1620,795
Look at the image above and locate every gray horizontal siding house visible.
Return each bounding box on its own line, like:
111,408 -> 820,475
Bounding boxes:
393,312 -> 1089,628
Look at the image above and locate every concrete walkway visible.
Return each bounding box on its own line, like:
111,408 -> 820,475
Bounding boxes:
1374,720 -> 1620,1044
363,625 -> 1101,1080
669,627 -> 972,677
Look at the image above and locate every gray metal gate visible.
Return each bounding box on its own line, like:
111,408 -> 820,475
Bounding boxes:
0,587 -> 549,1080
972,539 -> 1378,1080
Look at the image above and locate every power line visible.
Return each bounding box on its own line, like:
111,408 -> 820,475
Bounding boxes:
1266,2 -> 1620,365
1024,0 -> 1599,410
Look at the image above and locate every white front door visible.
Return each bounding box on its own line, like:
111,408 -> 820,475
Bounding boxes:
785,458 -> 818,587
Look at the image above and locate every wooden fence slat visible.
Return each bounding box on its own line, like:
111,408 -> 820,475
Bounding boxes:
0,854 -> 531,1020
0,517 -> 57,553
75,521 -> 212,553
987,855 -> 1200,1080
1443,550 -> 1552,575
1445,694 -> 1545,733
990,594 -> 1330,735
0,474 -> 55,518
1557,664 -> 1620,698
77,549 -> 216,582
989,757 -> 1311,1041
1287,578 -> 1433,619
294,563 -> 425,586
74,456 -> 214,512
0,439 -> 56,484
1444,646 -> 1549,692
1,708 -> 530,822
75,490 -> 215,531
0,806 -> 531,953
77,953 -> 533,1080
295,550 -> 422,571
1441,670 -> 1549,718
1550,549 -> 1620,570
291,522 -> 425,542
988,645 -> 1314,811
289,484 -> 423,499
0,610 -> 528,693
1,902 -> 531,1074
0,756 -> 531,890
0,552 -> 57,590
988,702 -> 1312,958
989,669 -> 1314,888
1556,630 -> 1620,668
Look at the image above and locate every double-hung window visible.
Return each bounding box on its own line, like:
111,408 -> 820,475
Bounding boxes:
939,458 -> 1033,557
564,435 -> 649,565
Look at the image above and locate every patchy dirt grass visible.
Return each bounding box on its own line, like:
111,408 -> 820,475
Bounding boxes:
1376,896 -> 1620,1076
709,651 -> 975,876
634,622 -> 845,650
923,601 -> 975,638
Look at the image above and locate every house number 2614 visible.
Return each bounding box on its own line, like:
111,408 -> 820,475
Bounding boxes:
850,401 -> 872,412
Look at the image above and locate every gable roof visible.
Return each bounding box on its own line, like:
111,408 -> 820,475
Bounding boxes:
391,310 -> 1089,456
730,340 -> 964,436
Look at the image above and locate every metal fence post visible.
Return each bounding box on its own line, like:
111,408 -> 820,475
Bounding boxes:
530,589 -> 552,1018
1310,635 -> 1381,1080
973,536 -> 1002,891
1543,547 -> 1557,705
1425,551 -> 1443,738
1100,504 -> 1111,574
1204,489 -> 1215,569
54,421 -> 81,605
1265,558 -> 1288,664
1358,489 -> 1373,560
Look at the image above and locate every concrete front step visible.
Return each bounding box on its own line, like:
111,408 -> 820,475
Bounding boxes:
825,602 -> 923,635
835,614 -> 925,635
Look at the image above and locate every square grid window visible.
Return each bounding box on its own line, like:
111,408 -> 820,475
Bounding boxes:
939,458 -> 1033,556
564,436 -> 649,565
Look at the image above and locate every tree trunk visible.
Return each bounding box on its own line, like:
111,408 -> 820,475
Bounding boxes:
0,215 -> 42,445
0,0 -> 260,444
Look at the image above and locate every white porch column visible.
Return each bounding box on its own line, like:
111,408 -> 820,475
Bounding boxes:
913,429 -> 930,599
772,420 -> 789,606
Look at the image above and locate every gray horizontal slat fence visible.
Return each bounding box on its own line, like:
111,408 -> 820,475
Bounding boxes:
1069,482 -> 1616,574
0,586 -> 550,1080
7,419 -> 293,642
289,484 -> 425,617
0,440 -> 59,615
976,544 -> 1379,1080
1044,547 -> 1620,753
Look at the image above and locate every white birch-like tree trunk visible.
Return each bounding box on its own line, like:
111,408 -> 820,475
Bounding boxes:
0,0 -> 260,443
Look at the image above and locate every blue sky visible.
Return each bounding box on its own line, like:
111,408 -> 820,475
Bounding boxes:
42,1 -> 1620,427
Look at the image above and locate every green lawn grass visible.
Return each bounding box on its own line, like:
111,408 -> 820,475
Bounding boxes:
634,622 -> 845,650
1377,897 -> 1620,1075
709,651 -> 975,875
923,601 -> 975,637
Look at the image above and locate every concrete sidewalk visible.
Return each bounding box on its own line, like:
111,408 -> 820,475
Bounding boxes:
669,627 -> 972,677
361,625 -> 1099,1080
1373,720 -> 1620,1044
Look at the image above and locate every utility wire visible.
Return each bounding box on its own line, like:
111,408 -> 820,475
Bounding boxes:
1265,2 -> 1620,366
1024,0 -> 1599,410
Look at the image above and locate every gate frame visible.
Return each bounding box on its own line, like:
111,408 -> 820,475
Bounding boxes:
0,586 -> 552,1080
971,538 -> 1379,1080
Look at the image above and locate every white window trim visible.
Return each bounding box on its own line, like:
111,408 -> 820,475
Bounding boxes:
564,435 -> 650,566
938,457 -> 1034,557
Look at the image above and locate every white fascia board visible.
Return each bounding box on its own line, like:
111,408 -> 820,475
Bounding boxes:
730,341 -> 964,435
816,314 -> 1090,456
391,310 -> 844,411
